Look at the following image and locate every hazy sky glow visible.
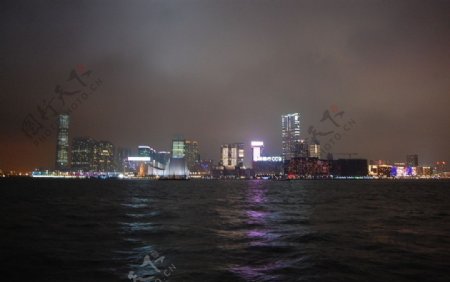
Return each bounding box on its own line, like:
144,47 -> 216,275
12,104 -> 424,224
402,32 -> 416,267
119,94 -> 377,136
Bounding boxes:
1,0 -> 449,171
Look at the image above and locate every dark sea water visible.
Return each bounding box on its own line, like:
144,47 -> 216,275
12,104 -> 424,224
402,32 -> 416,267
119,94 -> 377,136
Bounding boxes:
1,179 -> 450,282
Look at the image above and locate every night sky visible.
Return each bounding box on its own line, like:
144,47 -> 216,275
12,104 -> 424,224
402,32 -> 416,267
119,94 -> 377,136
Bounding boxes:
1,0 -> 449,171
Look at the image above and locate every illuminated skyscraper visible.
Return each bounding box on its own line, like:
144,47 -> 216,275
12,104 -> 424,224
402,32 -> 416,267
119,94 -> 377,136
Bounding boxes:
309,144 -> 321,158
71,137 -> 95,171
55,114 -> 70,170
165,138 -> 189,177
251,141 -> 264,162
184,140 -> 200,170
221,143 -> 244,169
138,146 -> 153,157
92,141 -> 115,172
281,113 -> 301,160
172,139 -> 185,158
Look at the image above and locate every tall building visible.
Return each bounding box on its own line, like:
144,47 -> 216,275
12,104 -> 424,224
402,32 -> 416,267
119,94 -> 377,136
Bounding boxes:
116,147 -> 131,171
309,144 -> 321,158
184,140 -> 200,170
406,154 -> 419,167
221,143 -> 244,169
251,141 -> 283,176
172,139 -> 185,158
55,114 -> 70,170
281,113 -> 301,160
298,139 -> 309,158
92,141 -> 115,172
165,138 -> 189,178
71,137 -> 95,171
251,141 -> 264,162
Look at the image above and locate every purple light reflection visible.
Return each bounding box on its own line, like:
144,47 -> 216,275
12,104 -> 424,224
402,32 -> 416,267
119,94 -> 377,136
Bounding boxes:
247,230 -> 266,238
230,261 -> 288,281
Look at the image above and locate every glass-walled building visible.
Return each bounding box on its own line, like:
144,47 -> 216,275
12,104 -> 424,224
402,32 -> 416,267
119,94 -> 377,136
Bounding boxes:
92,141 -> 115,172
172,139 -> 185,158
281,113 -> 301,160
184,140 -> 200,171
55,114 -> 70,170
71,137 -> 95,171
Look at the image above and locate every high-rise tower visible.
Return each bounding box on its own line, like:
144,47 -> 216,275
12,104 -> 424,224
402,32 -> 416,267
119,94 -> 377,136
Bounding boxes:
281,113 -> 301,160
55,114 -> 70,170
71,137 -> 95,171
184,140 -> 200,170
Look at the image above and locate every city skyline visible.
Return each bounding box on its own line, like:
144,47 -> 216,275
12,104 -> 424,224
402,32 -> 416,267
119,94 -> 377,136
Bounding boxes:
24,112 -> 446,176
1,109 -> 447,172
1,0 -> 450,171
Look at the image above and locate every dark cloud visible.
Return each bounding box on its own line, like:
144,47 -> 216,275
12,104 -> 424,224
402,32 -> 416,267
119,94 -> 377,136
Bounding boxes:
1,0 -> 449,171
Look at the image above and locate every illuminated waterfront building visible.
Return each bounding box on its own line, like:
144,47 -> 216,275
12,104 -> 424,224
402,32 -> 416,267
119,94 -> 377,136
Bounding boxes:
172,139 -> 185,158
309,144 -> 321,158
298,140 -> 309,158
156,151 -> 171,165
368,164 -> 392,178
251,140 -> 283,162
189,160 -> 214,178
184,140 -> 200,171
434,161 -> 448,174
221,143 -> 244,169
55,114 -> 70,170
138,146 -> 154,157
369,163 -> 433,178
71,137 -> 95,171
285,158 -> 331,178
251,141 -> 283,176
92,141 -> 115,172
116,147 -> 131,172
162,138 -> 189,178
251,141 -> 264,162
281,113 -> 301,160
126,146 -> 167,176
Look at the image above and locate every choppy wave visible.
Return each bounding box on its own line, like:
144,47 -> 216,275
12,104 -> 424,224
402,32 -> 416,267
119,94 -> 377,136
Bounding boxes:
0,179 -> 450,281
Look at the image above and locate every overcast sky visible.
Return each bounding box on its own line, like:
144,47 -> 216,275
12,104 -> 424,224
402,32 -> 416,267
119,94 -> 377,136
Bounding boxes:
1,0 -> 449,171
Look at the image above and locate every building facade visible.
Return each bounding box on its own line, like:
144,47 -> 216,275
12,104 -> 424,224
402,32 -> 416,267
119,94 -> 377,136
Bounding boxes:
171,139 -> 185,159
71,137 -> 95,171
281,113 -> 301,160
92,141 -> 115,172
116,147 -> 131,172
184,140 -> 200,171
55,114 -> 70,170
251,140 -> 283,176
221,143 -> 244,169
309,144 -> 321,158
138,146 -> 154,158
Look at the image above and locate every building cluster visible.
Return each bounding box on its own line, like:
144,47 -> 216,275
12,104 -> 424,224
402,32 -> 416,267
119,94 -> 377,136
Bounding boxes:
28,113 -> 448,179
368,155 -> 436,178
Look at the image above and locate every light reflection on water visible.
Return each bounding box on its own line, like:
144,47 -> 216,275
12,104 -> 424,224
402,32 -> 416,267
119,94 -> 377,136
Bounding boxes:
229,180 -> 302,281
2,179 -> 449,281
